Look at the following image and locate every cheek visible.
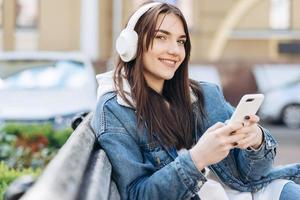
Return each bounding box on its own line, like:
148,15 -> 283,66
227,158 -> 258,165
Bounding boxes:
180,48 -> 186,61
143,51 -> 157,70
146,51 -> 157,63
151,43 -> 165,55
182,51 -> 186,60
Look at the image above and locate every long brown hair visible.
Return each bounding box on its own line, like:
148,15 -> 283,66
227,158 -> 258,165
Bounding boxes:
114,2 -> 205,149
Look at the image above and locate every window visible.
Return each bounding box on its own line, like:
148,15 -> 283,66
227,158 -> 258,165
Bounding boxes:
16,0 -> 38,29
270,0 -> 291,30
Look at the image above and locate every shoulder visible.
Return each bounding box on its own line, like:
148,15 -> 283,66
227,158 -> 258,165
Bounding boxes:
95,91 -> 118,110
195,81 -> 224,101
199,81 -> 221,92
91,92 -> 136,137
195,81 -> 233,124
189,80 -> 225,107
197,81 -> 226,108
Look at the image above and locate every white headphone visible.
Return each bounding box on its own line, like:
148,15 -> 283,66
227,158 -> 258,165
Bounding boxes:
116,2 -> 162,62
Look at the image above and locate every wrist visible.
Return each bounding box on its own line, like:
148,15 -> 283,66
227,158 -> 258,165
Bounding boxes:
251,142 -> 262,150
251,125 -> 264,149
189,148 -> 206,172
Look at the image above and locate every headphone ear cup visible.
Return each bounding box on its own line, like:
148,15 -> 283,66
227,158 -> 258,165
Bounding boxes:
116,29 -> 138,62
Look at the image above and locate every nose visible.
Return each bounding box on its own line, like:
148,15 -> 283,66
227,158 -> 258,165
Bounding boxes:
167,40 -> 181,56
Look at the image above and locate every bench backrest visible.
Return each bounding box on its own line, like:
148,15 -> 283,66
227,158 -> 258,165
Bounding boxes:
18,114 -> 120,200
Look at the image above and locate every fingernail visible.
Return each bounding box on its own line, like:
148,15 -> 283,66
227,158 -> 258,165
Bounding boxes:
244,116 -> 250,120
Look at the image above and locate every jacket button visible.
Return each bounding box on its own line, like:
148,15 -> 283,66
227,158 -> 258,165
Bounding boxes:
156,157 -> 161,165
197,181 -> 204,188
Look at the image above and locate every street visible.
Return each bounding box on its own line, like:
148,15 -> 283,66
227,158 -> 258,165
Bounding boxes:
262,123 -> 300,165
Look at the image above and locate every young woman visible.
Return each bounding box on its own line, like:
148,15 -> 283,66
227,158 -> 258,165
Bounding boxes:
91,1 -> 300,199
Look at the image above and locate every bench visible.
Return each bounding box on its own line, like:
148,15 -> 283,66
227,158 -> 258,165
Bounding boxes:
5,114 -> 120,200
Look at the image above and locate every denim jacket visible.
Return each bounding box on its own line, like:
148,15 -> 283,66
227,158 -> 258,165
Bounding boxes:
91,71 -> 300,200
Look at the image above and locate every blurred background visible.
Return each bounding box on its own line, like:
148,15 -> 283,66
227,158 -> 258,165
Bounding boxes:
0,0 -> 299,197
1,0 -> 300,105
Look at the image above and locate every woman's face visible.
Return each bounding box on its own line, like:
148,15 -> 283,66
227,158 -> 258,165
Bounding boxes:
142,13 -> 186,93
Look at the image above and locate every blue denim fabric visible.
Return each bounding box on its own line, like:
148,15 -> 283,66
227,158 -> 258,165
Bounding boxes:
280,182 -> 300,200
91,82 -> 300,200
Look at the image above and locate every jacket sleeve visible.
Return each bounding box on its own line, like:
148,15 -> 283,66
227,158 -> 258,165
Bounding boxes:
236,126 -> 278,181
91,102 -> 207,200
214,85 -> 278,182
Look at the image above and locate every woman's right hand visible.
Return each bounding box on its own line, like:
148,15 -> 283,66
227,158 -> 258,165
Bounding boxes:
189,122 -> 245,171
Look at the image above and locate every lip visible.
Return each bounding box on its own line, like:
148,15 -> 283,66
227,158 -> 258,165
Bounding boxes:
158,58 -> 177,68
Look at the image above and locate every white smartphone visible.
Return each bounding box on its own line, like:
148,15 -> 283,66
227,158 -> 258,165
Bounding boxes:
228,94 -> 264,124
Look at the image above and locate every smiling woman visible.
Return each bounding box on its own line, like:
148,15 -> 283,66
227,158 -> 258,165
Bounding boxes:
142,13 -> 186,93
91,1 -> 300,200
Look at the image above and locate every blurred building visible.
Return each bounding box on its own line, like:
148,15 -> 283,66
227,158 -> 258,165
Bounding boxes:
1,0 -> 300,64
1,0 -> 300,105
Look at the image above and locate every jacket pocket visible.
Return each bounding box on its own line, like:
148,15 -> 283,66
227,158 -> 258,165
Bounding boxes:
141,143 -> 173,169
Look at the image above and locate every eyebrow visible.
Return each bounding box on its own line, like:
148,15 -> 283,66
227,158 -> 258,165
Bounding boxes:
155,29 -> 186,39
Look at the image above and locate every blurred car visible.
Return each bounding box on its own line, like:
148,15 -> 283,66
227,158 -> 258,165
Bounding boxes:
0,52 -> 97,128
253,64 -> 300,129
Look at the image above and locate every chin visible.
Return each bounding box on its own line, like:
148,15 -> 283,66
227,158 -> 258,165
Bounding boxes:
162,73 -> 176,80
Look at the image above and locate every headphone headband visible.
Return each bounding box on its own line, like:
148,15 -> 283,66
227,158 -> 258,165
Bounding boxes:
127,2 -> 162,29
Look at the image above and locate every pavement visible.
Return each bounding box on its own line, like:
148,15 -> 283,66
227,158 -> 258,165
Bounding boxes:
262,123 -> 300,166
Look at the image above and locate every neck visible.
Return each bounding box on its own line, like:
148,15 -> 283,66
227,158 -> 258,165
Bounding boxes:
145,77 -> 164,94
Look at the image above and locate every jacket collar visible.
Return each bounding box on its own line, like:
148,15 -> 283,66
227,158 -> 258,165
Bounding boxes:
96,70 -> 197,109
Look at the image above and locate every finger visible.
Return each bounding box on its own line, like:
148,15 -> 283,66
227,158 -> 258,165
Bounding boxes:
234,125 -> 255,135
219,122 -> 244,135
244,115 -> 260,123
207,122 -> 225,132
226,131 -> 248,144
231,123 -> 250,135
235,133 -> 257,149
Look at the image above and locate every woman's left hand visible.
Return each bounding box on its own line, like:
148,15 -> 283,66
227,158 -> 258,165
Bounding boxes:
233,115 -> 264,150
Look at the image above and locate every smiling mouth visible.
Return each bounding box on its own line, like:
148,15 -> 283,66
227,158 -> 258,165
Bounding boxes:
159,58 -> 177,67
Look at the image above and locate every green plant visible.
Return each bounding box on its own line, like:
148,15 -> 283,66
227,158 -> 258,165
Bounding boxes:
0,123 -> 72,169
0,162 -> 41,200
2,123 -> 72,149
0,122 -> 72,199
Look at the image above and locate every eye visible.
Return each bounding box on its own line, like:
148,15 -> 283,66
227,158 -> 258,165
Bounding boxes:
177,39 -> 186,45
155,35 -> 166,40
